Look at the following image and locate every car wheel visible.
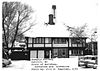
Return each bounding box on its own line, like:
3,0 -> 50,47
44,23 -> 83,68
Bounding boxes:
93,67 -> 97,69
2,63 -> 6,67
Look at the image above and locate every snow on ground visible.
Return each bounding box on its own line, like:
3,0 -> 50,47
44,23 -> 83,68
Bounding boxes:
2,60 -> 31,71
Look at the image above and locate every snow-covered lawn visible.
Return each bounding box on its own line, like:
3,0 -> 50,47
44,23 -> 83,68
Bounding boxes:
2,60 -> 31,71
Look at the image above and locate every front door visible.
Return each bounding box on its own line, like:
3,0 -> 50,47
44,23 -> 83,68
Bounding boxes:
44,50 -> 50,58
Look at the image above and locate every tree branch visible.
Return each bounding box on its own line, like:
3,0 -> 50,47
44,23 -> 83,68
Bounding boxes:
17,23 -> 36,36
11,11 -> 21,48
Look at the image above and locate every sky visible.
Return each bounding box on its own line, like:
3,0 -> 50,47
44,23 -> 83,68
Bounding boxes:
1,0 -> 99,38
21,0 -> 99,27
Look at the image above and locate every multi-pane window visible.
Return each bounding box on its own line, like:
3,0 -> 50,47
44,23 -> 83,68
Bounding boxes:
61,49 -> 66,56
54,38 -> 66,44
28,44 -> 32,47
71,50 -> 78,56
53,49 -> 58,57
28,38 -> 32,43
78,44 -> 82,47
28,38 -> 33,47
70,50 -> 83,56
82,39 -> 86,47
53,48 -> 68,58
72,44 -> 77,47
34,37 -> 44,43
45,38 -> 51,43
71,38 -> 77,47
71,38 -> 84,47
77,38 -> 83,47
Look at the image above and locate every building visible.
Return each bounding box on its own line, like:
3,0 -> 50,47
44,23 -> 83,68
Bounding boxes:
24,5 -> 87,59
25,37 -> 87,59
10,5 -> 88,60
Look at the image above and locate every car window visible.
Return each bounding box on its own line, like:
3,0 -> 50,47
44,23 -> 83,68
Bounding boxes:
91,57 -> 96,60
84,57 -> 91,59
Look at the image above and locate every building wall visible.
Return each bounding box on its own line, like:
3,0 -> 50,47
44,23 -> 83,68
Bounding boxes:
25,37 -> 87,58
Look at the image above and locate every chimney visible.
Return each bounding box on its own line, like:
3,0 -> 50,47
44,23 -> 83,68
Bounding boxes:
48,14 -> 55,25
52,5 -> 56,19
48,5 -> 56,25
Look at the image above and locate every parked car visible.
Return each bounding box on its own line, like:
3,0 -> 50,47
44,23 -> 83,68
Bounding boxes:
2,58 -> 11,67
78,55 -> 97,69
2,49 -> 12,67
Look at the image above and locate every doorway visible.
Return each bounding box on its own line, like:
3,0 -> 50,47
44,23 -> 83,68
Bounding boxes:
44,49 -> 51,58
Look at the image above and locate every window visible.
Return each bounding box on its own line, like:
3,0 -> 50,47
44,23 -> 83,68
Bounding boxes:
70,50 -> 83,56
82,39 -> 86,47
45,38 -> 51,43
54,38 -> 66,44
28,44 -> 32,47
78,50 -> 82,55
69,50 -> 71,55
53,49 -> 58,57
61,49 -> 66,56
71,38 -> 83,47
77,38 -> 83,47
61,39 -> 66,44
72,44 -> 77,47
34,37 -> 44,43
78,44 -> 82,47
71,38 -> 77,47
45,50 -> 50,58
54,38 -> 57,44
41,38 -> 44,43
28,38 -> 32,43
71,50 -> 77,56
58,48 -> 68,58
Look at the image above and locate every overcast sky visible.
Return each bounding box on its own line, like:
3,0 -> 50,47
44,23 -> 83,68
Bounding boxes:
21,0 -> 99,26
1,0 -> 99,38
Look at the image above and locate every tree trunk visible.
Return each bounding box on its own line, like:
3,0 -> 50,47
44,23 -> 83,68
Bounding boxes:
2,18 -> 9,49
11,12 -> 20,49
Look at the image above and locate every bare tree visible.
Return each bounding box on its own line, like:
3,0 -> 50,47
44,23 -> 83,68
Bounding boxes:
64,23 -> 98,55
89,27 -> 97,41
64,23 -> 87,37
2,2 -> 35,49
